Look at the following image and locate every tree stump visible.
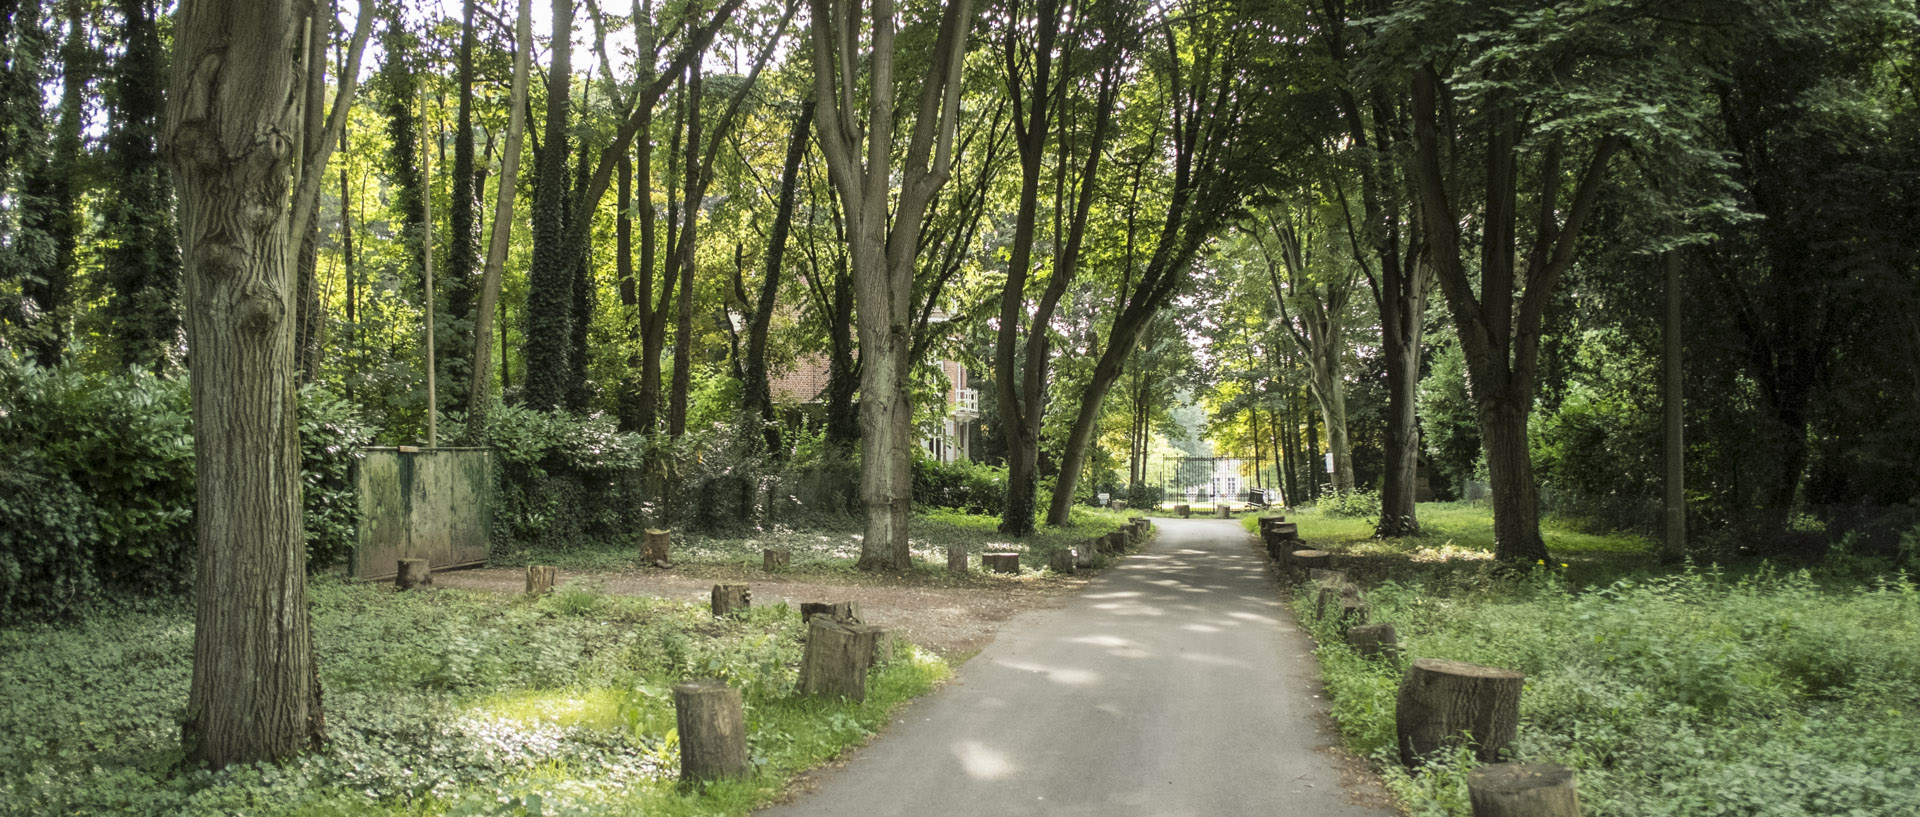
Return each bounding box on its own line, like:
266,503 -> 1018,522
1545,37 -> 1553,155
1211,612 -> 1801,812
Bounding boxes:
800,617 -> 879,701
983,552 -> 1020,574
1107,530 -> 1128,552
1315,581 -> 1359,621
1075,543 -> 1096,568
673,679 -> 750,783
800,601 -> 860,624
1176,504 -> 1191,518
524,565 -> 557,595
1217,504 -> 1232,518
1133,519 -> 1150,540
763,548 -> 791,572
1396,658 -> 1525,767
1110,499 -> 1127,511
1291,550 -> 1331,580
1269,521 -> 1299,541
395,558 -> 432,590
1338,597 -> 1370,631
711,584 -> 751,617
1050,548 -> 1078,575
1468,763 -> 1581,817
1346,622 -> 1400,664
642,528 -> 672,566
947,540 -> 968,574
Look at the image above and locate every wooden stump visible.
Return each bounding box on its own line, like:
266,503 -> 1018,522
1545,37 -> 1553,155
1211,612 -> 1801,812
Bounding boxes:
1346,622 -> 1401,664
1050,548 -> 1078,575
947,540 -> 969,574
1291,550 -> 1331,580
1396,658 -> 1525,767
1338,597 -> 1370,631
642,528 -> 673,566
711,584 -> 751,617
983,552 -> 1020,574
1269,521 -> 1299,540
673,679 -> 750,783
1107,530 -> 1128,553
1176,504 -> 1191,518
1315,581 -> 1359,621
1110,499 -> 1128,511
763,548 -> 791,572
395,558 -> 432,590
1468,763 -> 1581,817
1075,543 -> 1096,569
524,565 -> 557,595
800,601 -> 860,624
1217,504 -> 1232,518
800,617 -> 880,701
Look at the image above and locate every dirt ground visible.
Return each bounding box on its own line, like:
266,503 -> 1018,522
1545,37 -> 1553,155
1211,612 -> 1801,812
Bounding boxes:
432,565 -> 1094,658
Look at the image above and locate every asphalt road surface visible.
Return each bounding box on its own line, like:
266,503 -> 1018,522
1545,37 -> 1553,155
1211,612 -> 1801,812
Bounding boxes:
756,517 -> 1399,817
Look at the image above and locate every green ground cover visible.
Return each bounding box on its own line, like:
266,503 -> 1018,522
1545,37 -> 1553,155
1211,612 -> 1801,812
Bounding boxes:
0,579 -> 949,817
501,506 -> 1140,580
1274,503 -> 1920,817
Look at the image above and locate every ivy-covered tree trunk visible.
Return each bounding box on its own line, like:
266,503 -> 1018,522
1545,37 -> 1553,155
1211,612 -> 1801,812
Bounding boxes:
442,0 -> 479,415
18,0 -> 87,368
165,0 -> 322,767
521,0 -> 573,412
101,0 -> 180,373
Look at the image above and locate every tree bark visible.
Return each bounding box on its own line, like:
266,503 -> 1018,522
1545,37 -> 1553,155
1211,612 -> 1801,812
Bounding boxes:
1468,763 -> 1582,817
673,679 -> 750,782
1662,249 -> 1686,562
442,0 -> 479,415
1395,658 -> 1524,767
466,0 -> 532,436
800,617 -> 879,701
809,0 -> 977,569
167,0 -> 322,766
102,0 -> 183,373
738,103 -> 814,455
710,584 -> 750,617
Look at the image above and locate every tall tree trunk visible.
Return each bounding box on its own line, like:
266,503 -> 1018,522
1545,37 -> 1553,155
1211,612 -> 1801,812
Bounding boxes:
22,0 -> 87,367
809,0 -> 977,568
566,146 -> 594,414
166,0 -> 320,767
467,0 -> 531,436
102,0 -> 181,373
740,102 -> 814,456
668,65 -> 701,438
443,0 -> 479,415
1662,249 -> 1686,562
522,0 -> 573,411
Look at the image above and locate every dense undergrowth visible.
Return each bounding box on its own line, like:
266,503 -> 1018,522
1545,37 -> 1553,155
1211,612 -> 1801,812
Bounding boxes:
0,579 -> 949,816
1276,503 -> 1920,817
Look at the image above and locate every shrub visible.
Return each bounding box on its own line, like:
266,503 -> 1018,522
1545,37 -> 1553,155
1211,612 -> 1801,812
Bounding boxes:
0,451 -> 102,625
0,357 -> 372,619
911,457 -> 1007,515
1318,487 -> 1380,518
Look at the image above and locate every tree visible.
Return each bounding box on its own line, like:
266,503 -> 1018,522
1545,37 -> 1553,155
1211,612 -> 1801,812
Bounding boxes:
1310,0 -> 1431,535
1242,198 -> 1362,495
467,0 -> 533,436
809,0 -> 978,569
992,0 -> 1129,535
1045,4 -> 1287,525
1389,0 -> 1728,562
99,0 -> 181,373
165,0 -> 322,766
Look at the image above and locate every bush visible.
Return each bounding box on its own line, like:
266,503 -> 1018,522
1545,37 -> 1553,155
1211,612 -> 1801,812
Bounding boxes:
1317,487 -> 1380,518
0,357 -> 372,619
0,451 -> 102,625
911,457 -> 1007,515
1125,483 -> 1166,509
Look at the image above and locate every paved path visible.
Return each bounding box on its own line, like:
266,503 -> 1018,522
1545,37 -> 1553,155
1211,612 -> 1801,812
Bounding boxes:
757,518 -> 1398,817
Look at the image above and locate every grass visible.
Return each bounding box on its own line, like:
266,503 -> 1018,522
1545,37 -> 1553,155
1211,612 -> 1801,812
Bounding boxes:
499,505 -> 1145,583
0,578 -> 951,817
1274,500 -> 1920,817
